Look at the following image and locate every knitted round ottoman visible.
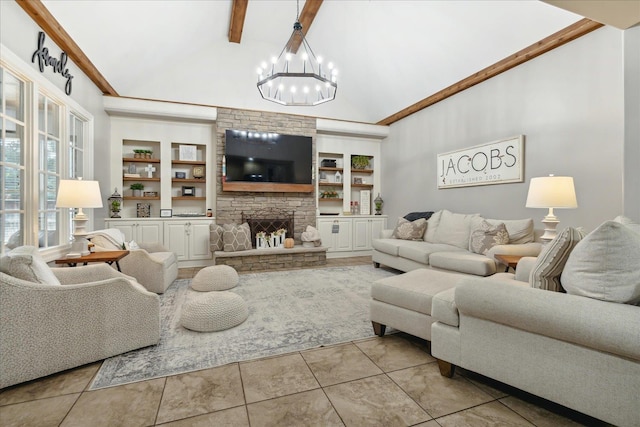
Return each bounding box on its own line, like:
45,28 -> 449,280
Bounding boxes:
181,292 -> 248,332
191,265 -> 239,291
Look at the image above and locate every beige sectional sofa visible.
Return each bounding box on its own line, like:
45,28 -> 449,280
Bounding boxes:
372,210 -> 542,275
425,219 -> 639,427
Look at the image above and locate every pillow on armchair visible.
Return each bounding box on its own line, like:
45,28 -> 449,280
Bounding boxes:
0,246 -> 61,285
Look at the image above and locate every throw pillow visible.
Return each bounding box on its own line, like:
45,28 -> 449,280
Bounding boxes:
403,211 -> 434,222
89,234 -> 122,250
614,215 -> 640,235
561,221 -> 640,304
391,217 -> 428,240
223,223 -> 252,252
0,246 -> 61,285
424,210 -> 442,242
469,220 -> 510,255
484,218 -> 534,244
210,224 -> 224,251
432,210 -> 480,249
529,227 -> 583,292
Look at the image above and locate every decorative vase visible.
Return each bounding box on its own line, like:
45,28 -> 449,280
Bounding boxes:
374,193 -> 384,215
256,237 -> 265,249
133,189 -> 142,197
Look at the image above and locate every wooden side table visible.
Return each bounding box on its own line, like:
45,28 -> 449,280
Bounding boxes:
55,250 -> 130,272
494,254 -> 524,272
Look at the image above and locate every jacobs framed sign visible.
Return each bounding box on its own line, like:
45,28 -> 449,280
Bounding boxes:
437,135 -> 524,189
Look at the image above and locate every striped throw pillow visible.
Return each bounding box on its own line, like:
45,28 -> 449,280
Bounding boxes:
530,227 -> 584,292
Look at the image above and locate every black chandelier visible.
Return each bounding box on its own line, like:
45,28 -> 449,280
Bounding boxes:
256,1 -> 337,106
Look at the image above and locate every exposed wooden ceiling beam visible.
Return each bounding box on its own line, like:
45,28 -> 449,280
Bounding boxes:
377,18 -> 603,126
286,0 -> 323,54
228,0 -> 249,43
17,0 -> 118,96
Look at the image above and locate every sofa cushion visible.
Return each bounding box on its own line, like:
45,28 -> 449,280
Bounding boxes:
223,223 -> 252,252
469,220 -> 509,255
429,251 -> 497,276
530,227 -> 583,292
210,224 -> 224,251
398,242 -> 463,265
372,238 -> 402,257
484,218 -> 534,244
432,210 -> 480,249
392,217 -> 428,240
424,210 -> 442,242
371,268 -> 463,315
561,221 -> 640,304
431,287 -> 458,327
0,246 -> 61,285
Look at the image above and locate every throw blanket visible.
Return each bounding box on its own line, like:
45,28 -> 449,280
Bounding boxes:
86,229 -> 126,250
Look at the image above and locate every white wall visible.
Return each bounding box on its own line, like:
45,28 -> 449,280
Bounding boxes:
1,0 -> 112,222
624,26 -> 640,221
381,26 -> 626,232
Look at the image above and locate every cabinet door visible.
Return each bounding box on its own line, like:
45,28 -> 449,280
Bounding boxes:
164,222 -> 190,261
107,221 -> 136,242
370,217 -> 386,242
189,220 -> 213,260
352,219 -> 370,251
137,221 -> 163,244
335,219 -> 353,251
317,219 -> 337,251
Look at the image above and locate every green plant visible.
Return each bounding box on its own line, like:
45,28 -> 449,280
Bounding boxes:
130,183 -> 144,190
110,200 -> 121,210
351,155 -> 370,169
321,188 -> 339,198
133,149 -> 144,154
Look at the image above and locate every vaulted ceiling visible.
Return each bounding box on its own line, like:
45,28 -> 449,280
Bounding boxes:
36,1 -> 637,124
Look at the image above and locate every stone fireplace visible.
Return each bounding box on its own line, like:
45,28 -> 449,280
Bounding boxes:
214,108 -> 316,242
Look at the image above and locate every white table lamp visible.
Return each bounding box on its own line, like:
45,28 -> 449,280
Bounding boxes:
56,178 -> 103,255
526,175 -> 577,242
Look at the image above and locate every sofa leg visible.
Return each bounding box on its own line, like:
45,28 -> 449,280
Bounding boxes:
372,321 -> 386,337
373,262 -> 380,268
437,359 -> 455,378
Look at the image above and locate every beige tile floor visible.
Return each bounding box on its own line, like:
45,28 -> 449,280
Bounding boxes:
0,257 -> 610,427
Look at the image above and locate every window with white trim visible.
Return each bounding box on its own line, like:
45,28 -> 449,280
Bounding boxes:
0,58 -> 93,256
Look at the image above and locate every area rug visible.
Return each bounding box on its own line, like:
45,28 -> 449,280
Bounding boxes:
90,264 -> 397,389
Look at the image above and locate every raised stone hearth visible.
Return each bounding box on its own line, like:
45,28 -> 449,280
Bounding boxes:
214,246 -> 327,272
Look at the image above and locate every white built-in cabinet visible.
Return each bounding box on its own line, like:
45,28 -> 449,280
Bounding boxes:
105,220 -> 164,244
317,216 -> 387,257
315,119 -> 389,257
164,220 -> 213,263
353,217 -> 386,251
104,97 -> 217,266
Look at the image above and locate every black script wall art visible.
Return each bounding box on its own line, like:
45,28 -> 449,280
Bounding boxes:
31,32 -> 74,95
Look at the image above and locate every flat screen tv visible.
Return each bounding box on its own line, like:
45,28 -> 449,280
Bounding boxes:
224,129 -> 313,192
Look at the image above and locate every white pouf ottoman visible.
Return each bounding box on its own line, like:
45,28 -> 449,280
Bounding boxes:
181,292 -> 248,332
191,265 -> 239,291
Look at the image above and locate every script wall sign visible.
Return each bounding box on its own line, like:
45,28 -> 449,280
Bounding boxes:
437,135 -> 524,189
31,31 -> 74,95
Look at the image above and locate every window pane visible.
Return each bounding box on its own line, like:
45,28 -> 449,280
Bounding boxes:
47,138 -> 58,172
39,211 -> 59,248
38,94 -> 45,132
3,124 -> 23,164
47,102 -> 60,137
47,175 -> 57,210
5,72 -> 24,121
0,69 -> 3,109
71,116 -> 84,150
3,213 -> 22,249
3,166 -> 22,210
70,147 -> 83,176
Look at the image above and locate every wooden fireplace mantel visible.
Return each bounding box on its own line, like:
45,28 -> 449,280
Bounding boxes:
222,181 -> 314,193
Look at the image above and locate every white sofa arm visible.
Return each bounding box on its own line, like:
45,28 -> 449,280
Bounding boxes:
455,279 -> 640,362
379,229 -> 394,239
514,257 -> 537,282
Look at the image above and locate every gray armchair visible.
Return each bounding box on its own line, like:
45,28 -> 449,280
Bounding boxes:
0,246 -> 160,389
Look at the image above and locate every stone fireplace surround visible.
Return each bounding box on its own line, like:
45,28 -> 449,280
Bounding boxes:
214,108 -> 317,243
